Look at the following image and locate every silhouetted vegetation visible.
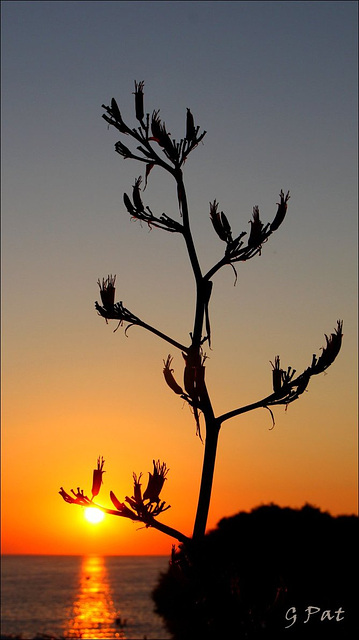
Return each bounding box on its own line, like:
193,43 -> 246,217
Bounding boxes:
153,504 -> 358,639
57,82 -> 351,636
60,82 -> 343,548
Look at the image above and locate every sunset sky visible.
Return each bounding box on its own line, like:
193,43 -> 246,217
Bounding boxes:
2,1 -> 357,556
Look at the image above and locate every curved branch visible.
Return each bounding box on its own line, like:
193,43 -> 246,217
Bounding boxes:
217,371 -> 311,425
146,518 -> 190,544
204,255 -> 229,281
218,393 -> 277,425
176,173 -> 202,282
95,299 -> 188,353
101,504 -> 190,544
218,317 -> 343,425
137,318 -> 189,353
63,498 -> 190,544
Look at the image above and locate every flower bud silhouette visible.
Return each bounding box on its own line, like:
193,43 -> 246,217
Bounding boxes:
163,355 -> 184,395
110,491 -> 137,519
310,320 -> 343,375
134,80 -> 144,122
91,456 -> 105,499
270,190 -> 290,231
271,356 -> 284,393
143,460 -> 169,504
132,176 -> 144,211
186,108 -> 196,141
98,276 -> 116,310
209,200 -> 233,243
248,206 -> 264,248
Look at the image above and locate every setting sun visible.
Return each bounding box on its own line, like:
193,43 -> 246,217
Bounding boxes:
84,507 -> 105,524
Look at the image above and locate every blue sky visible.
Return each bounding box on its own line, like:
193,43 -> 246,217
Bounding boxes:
3,0 -> 357,369
1,1 -> 358,553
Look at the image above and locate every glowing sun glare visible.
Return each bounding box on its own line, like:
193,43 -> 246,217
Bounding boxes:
84,507 -> 105,524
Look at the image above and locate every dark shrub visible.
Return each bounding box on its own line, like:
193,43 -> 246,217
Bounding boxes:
153,504 -> 358,639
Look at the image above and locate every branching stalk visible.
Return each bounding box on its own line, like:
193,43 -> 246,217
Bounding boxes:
137,319 -> 188,353
192,417 -> 220,540
218,395 -> 277,425
61,83 -> 343,551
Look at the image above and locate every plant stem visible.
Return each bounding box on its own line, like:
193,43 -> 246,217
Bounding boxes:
173,170 -> 221,540
175,173 -> 206,351
218,397 -> 273,424
138,319 -> 188,353
92,503 -> 190,544
192,417 -> 220,540
148,518 -> 190,544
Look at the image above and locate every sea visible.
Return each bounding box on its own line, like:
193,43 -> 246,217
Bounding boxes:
1,555 -> 172,639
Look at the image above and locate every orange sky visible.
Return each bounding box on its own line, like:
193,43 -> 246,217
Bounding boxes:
2,318 -> 357,555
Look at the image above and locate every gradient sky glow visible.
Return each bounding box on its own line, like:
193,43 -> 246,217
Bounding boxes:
1,1 -> 358,555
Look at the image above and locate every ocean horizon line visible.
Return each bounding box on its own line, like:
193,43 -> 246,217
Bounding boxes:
1,552 -> 169,557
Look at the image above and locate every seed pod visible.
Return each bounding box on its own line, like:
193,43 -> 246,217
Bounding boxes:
134,81 -> 145,121
98,276 -> 116,310
186,108 -> 196,141
163,355 -> 184,395
220,212 -> 232,241
209,200 -> 232,243
111,98 -> 122,122
150,111 -> 175,157
123,192 -> 135,215
59,488 -> 75,504
144,162 -> 155,188
115,141 -> 132,158
91,456 -> 105,499
248,206 -> 264,247
143,460 -> 169,504
102,100 -> 128,134
132,473 -> 143,506
151,110 -> 163,142
311,320 -> 343,375
110,490 -> 122,510
132,177 -> 144,211
110,491 -> 135,518
270,190 -> 290,232
271,356 -> 284,393
183,350 -> 206,404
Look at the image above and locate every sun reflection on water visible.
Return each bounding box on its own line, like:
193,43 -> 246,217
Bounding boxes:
65,556 -> 124,639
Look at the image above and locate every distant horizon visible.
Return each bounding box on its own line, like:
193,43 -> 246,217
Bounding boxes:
1,552 -> 169,556
2,501 -> 358,557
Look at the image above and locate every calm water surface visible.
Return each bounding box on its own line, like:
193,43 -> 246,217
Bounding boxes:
1,555 -> 171,639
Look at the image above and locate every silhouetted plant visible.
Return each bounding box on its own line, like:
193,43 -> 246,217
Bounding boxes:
60,81 -> 343,546
152,505 -> 358,639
